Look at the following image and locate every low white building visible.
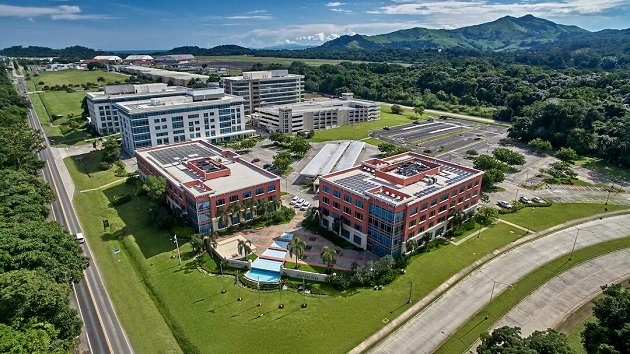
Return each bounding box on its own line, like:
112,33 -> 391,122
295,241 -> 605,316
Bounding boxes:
93,55 -> 122,63
124,55 -> 154,62
116,88 -> 254,154
254,93 -> 380,134
119,65 -> 209,86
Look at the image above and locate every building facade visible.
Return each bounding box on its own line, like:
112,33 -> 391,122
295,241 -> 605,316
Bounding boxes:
136,140 -> 281,233
221,70 -> 304,115
116,88 -> 254,154
318,152 -> 483,258
255,93 -> 380,134
86,83 -> 188,134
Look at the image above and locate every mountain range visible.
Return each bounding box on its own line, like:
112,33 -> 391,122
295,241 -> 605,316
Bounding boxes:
321,15 -> 590,51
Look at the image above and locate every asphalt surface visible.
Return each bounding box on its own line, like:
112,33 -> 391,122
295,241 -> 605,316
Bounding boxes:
487,248 -> 630,338
367,214 -> 630,354
17,76 -> 133,354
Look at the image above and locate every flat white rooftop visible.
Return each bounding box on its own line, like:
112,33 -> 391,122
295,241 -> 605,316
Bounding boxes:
137,141 -> 279,197
257,97 -> 379,115
115,91 -> 244,114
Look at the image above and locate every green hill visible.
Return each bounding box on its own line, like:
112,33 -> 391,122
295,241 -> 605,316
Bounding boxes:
321,15 -> 589,51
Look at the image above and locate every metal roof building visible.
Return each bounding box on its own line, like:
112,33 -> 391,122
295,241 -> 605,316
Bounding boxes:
300,141 -> 366,180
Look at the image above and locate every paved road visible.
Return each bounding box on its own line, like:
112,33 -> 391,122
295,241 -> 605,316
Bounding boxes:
487,249 -> 630,338
368,214 -> 630,354
18,76 -> 134,354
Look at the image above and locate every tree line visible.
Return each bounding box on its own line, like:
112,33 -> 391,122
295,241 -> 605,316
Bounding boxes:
0,64 -> 88,352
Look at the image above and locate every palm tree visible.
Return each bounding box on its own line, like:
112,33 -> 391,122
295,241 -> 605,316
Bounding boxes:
237,239 -> 253,259
190,234 -> 205,255
320,246 -> 337,272
405,239 -> 418,254
216,206 -> 228,228
288,236 -> 307,269
273,198 -> 282,211
97,76 -> 105,84
202,232 -> 219,256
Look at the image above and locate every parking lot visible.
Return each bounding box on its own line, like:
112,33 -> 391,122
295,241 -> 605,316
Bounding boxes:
371,118 -> 508,157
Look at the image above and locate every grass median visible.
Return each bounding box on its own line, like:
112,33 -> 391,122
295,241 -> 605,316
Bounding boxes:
435,237 -> 630,354
64,150 -> 125,191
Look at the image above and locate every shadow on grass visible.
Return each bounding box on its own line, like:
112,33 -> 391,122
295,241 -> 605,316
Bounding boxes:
102,183 -> 176,259
272,306 -> 301,321
69,150 -> 105,176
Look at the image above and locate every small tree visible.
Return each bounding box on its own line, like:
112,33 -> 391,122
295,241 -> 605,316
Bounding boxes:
405,239 -> 418,254
190,234 -> 205,255
142,175 -> 167,205
413,105 -> 424,120
582,283 -> 630,354
528,138 -> 552,152
555,147 -> 578,163
492,147 -> 526,165
391,104 -> 403,115
289,136 -> 311,156
288,236 -> 306,268
101,138 -> 120,164
320,246 -> 337,272
478,326 -> 573,354
237,239 -> 253,259
474,207 -> 498,226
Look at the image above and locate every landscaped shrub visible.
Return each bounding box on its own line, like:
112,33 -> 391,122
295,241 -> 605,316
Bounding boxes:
99,161 -> 111,170
112,194 -> 133,206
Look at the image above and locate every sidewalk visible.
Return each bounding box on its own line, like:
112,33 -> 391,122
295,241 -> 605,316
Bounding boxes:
351,209 -> 630,354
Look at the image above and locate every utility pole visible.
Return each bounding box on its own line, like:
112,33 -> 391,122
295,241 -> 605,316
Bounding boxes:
407,281 -> 414,304
172,234 -> 182,265
569,228 -> 580,261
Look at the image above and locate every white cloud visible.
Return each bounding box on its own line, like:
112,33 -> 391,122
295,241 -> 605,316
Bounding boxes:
331,8 -> 353,14
296,32 -> 341,41
0,4 -> 114,20
326,2 -> 346,7
225,15 -> 272,20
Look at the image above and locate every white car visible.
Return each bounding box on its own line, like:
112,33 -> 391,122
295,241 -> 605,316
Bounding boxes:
519,196 -> 533,204
300,202 -> 310,211
75,233 -> 85,244
290,196 -> 300,205
497,200 -> 513,209
294,198 -> 305,207
532,196 -> 545,203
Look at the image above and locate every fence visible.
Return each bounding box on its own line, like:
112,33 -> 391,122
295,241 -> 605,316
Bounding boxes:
227,259 -> 251,269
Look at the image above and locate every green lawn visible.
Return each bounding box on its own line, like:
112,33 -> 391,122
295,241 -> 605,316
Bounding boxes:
32,70 -> 127,88
436,238 -> 630,354
308,106 -> 424,142
284,261 -> 329,274
500,204 -> 628,232
575,157 -> 630,183
565,316 -> 590,354
71,166 -> 622,354
362,137 -> 383,146
64,150 -> 125,191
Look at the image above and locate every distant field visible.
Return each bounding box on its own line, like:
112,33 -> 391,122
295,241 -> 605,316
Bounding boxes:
32,70 -> 127,88
197,55 -> 370,67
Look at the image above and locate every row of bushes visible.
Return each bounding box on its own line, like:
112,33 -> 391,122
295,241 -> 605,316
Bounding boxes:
498,201 -> 553,214
112,194 -> 133,206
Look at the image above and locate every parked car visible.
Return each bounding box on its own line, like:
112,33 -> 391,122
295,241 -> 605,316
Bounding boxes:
412,120 -> 421,124
532,196 -> 545,203
427,116 -> 435,122
290,196 -> 300,205
497,200 -> 513,209
263,164 -> 272,169
519,196 -> 533,204
300,202 -> 310,211
383,126 -> 391,130
251,158 -> 260,163
75,233 -> 85,244
294,198 -> 305,207
440,115 -> 449,120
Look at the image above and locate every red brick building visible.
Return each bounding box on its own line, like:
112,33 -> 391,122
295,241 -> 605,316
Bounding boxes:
318,152 -> 483,257
136,140 -> 281,233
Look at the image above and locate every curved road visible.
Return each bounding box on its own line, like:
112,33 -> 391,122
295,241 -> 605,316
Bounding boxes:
368,214 -> 630,354
485,248 -> 630,339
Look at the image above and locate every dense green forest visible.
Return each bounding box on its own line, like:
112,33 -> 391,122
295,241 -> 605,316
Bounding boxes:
0,65 -> 88,352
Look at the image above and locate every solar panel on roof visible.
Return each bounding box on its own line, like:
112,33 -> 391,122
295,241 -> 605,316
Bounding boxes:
148,144 -> 216,165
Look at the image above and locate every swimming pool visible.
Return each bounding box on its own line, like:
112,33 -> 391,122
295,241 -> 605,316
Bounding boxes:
270,240 -> 289,249
279,232 -> 294,241
244,268 -> 281,284
261,248 -> 287,259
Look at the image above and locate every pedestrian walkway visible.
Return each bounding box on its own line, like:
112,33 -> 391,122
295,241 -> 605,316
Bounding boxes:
498,219 -> 530,232
367,214 -> 630,354
470,248 -> 630,351
451,226 -> 489,246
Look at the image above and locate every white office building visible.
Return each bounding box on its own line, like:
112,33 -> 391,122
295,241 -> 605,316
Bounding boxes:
221,70 -> 304,115
254,93 -> 380,134
86,83 -> 188,134
116,88 -> 254,154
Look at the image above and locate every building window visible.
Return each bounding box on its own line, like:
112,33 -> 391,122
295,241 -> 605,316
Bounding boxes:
268,185 -> 276,192
410,207 -> 418,216
333,190 -> 340,198
215,198 -> 225,206
355,200 -> 364,209
467,183 -> 473,190
473,190 -> 478,197
343,206 -> 351,215
354,223 -> 362,233
459,186 -> 465,193
474,180 -> 479,187
438,205 -> 447,213
421,203 -> 428,211
431,198 -> 437,207
465,193 -> 471,200
451,190 -> 458,198
243,191 -> 252,199
332,201 -> 340,210
255,187 -> 264,195
420,215 -> 426,222
354,212 -> 363,220
353,235 -> 361,245
229,195 -> 238,203
343,195 -> 352,203
322,185 -> 329,194
429,211 -> 436,218
408,220 -> 417,228
322,197 -> 330,205
441,194 -> 448,202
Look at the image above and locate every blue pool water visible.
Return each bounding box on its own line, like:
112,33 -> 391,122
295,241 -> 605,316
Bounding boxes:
279,232 -> 294,241
271,240 -> 289,249
262,248 -> 287,259
244,268 -> 281,284
251,258 -> 283,272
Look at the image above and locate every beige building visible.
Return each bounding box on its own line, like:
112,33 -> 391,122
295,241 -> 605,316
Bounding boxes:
221,70 -> 304,114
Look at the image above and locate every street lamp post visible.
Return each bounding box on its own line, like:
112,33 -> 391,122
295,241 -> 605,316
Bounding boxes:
478,269 -> 511,303
171,235 -> 182,266
407,281 -> 414,304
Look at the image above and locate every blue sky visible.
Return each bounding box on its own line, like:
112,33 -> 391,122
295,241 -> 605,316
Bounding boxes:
1,0 -> 629,50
